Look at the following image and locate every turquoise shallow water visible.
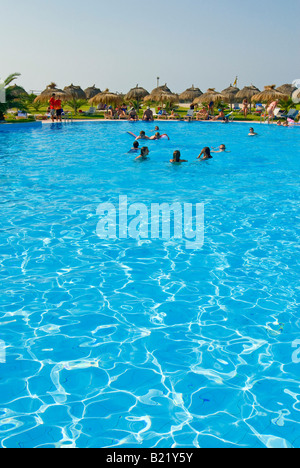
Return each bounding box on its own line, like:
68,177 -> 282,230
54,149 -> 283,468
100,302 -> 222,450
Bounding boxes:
0,121 -> 299,448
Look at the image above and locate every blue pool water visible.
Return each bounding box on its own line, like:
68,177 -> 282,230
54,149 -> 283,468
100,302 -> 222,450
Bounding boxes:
0,121 -> 299,448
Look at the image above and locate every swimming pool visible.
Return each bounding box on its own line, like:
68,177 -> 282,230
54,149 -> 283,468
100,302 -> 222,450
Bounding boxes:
0,121 -> 299,448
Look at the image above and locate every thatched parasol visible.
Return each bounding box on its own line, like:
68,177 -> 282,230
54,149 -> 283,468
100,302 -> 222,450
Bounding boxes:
235,85 -> 260,102
146,83 -> 172,102
251,85 -> 289,103
64,84 -> 86,100
144,89 -> 178,106
34,82 -> 70,103
221,85 -> 240,104
157,90 -> 179,104
89,89 -> 123,106
6,84 -> 28,98
84,85 -> 101,99
193,88 -> 225,105
276,84 -> 297,96
179,85 -> 202,102
125,85 -> 149,101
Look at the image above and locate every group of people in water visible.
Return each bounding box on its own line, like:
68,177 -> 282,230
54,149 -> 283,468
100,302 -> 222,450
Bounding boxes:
128,126 -> 241,163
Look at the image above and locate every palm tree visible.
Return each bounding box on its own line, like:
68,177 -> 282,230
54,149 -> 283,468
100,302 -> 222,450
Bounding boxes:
278,97 -> 294,114
65,97 -> 87,115
22,93 -> 43,113
0,73 -> 22,120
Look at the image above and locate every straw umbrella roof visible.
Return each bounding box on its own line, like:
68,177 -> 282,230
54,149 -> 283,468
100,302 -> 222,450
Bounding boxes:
235,85 -> 260,102
193,88 -> 225,104
34,83 -> 70,103
276,84 -> 297,96
150,83 -> 172,94
144,89 -> 179,105
64,84 -> 86,100
6,84 -> 28,98
147,85 -> 178,103
125,85 -> 149,101
157,90 -> 179,104
251,85 -> 289,103
89,89 -> 123,106
179,85 -> 202,102
147,83 -> 172,101
84,85 -> 101,99
221,85 -> 240,103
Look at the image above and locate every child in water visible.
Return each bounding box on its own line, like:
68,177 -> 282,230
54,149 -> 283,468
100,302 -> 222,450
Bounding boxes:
136,131 -> 150,140
248,127 -> 258,136
128,141 -> 139,153
211,144 -> 230,153
135,147 -> 150,161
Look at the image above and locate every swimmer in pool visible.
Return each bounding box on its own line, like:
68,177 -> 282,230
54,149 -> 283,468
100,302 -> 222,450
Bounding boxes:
197,147 -> 212,160
151,126 -> 160,133
211,144 -> 230,153
135,131 -> 150,140
170,150 -> 187,163
135,146 -> 150,160
128,140 -> 139,153
248,127 -> 258,136
149,132 -> 170,140
149,132 -> 161,140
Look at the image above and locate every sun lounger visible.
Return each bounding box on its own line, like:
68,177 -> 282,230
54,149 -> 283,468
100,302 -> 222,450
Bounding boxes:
225,112 -> 234,122
284,109 -> 299,120
16,111 -> 28,119
255,103 -> 264,114
83,107 -> 96,116
233,103 -> 240,111
184,109 -> 194,121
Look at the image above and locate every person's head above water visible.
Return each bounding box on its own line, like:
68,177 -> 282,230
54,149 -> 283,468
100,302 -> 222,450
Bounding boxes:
173,150 -> 181,162
133,141 -> 139,148
140,147 -> 149,157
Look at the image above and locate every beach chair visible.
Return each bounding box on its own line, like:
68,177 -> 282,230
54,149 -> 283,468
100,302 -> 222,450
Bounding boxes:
150,108 -> 158,118
225,112 -> 234,122
284,109 -> 299,120
16,111 -> 28,120
84,107 -> 96,116
157,109 -> 168,119
184,109 -> 194,121
274,108 -> 284,119
233,103 -> 240,112
255,103 -> 264,114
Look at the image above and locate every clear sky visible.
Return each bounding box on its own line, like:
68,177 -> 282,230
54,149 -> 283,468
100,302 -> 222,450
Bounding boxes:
1,0 -> 299,94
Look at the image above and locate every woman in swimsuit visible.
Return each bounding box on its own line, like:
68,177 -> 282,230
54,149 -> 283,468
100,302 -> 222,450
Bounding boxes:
242,99 -> 248,118
267,100 -> 278,123
170,150 -> 187,163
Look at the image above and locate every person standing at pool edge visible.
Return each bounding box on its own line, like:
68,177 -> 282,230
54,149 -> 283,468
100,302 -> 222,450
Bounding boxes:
49,93 -> 56,123
54,96 -> 63,122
